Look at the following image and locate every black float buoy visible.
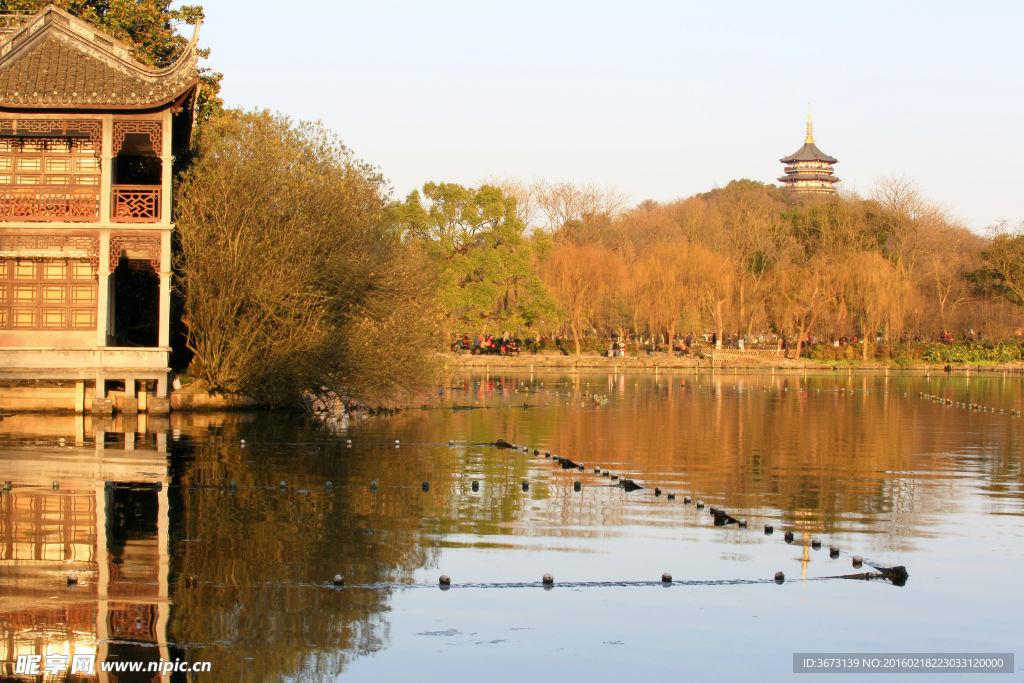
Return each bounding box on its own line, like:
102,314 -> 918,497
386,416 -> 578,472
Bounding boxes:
667,492 -> 675,500
52,481 -> 59,490
764,525 -> 774,534
369,480 -> 378,492
185,575 -> 198,588
439,575 -> 451,587
522,480 -> 529,491
852,555 -> 863,568
573,481 -> 582,492
66,570 -> 79,585
696,500 -> 705,509
811,538 -> 822,549
774,571 -> 785,584
603,471 -> 610,478
471,481 -> 479,492
683,496 -> 692,504
784,531 -> 794,543
594,467 -> 601,474
333,574 -> 345,586
325,480 -> 333,490
654,487 -> 662,497
661,572 -> 672,583
542,573 -> 554,585
738,519 -> 747,528
422,481 -> 430,492
229,480 -> 237,491
829,545 -> 840,558
279,480 -> 287,489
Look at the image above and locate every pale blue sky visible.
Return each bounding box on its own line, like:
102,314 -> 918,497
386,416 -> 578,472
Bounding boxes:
190,0 -> 1022,231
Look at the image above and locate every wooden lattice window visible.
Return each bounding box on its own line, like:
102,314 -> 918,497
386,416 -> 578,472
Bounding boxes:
0,137 -> 100,221
0,136 -> 99,186
0,257 -> 97,330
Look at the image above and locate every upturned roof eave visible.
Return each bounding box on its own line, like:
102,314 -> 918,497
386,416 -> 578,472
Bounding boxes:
0,3 -> 200,108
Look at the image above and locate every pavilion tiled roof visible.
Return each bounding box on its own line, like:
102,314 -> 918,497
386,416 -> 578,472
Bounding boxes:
0,4 -> 199,110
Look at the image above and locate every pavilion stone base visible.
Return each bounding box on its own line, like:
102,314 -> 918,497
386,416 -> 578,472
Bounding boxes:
0,347 -> 170,414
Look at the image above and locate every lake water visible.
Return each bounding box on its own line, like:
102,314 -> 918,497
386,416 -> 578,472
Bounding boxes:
1,370 -> 1022,682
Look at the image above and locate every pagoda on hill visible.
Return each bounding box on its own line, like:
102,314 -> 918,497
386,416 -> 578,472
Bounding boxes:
778,111 -> 839,195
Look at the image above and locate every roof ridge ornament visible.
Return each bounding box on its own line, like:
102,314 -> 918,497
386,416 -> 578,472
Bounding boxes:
805,102 -> 814,144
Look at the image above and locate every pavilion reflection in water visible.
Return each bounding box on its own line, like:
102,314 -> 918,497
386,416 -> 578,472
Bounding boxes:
0,413 -> 170,681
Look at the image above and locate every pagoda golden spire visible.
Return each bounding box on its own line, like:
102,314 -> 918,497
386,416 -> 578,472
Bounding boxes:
805,103 -> 814,144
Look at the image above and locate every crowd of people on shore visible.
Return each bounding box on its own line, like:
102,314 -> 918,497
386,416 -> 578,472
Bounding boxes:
451,333 -> 523,356
450,329 -> 982,357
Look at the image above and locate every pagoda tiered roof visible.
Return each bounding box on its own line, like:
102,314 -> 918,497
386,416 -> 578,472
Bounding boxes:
0,4 -> 199,110
779,141 -> 837,164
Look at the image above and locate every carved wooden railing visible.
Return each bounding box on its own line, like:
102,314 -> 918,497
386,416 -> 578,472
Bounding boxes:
0,185 -> 99,222
112,185 -> 160,223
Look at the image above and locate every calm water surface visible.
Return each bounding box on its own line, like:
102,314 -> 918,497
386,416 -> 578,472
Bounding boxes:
1,371 -> 1022,682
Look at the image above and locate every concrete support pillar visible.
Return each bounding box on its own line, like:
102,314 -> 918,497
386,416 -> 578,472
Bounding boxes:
138,382 -> 148,413
74,380 -> 85,413
94,373 -> 105,399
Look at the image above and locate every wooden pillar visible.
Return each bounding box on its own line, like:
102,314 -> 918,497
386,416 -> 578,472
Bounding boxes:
100,114 -> 113,224
96,229 -> 111,346
158,229 -> 171,348
160,109 -> 173,222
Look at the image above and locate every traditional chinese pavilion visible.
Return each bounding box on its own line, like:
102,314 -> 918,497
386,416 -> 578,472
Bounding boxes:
778,111 -> 839,195
0,4 -> 200,413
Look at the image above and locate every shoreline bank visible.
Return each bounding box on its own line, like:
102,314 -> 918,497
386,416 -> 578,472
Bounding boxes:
442,351 -> 1024,374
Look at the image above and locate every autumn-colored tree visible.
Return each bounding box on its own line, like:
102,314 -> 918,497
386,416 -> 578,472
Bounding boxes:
175,110 -> 436,406
541,242 -> 624,355
977,223 -> 1024,308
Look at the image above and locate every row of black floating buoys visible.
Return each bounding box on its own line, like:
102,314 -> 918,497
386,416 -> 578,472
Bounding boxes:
503,441 -> 902,586
920,392 -> 1021,416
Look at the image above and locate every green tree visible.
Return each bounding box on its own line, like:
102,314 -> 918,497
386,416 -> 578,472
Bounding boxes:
391,182 -> 554,334
0,0 -> 222,119
175,109 -> 436,406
